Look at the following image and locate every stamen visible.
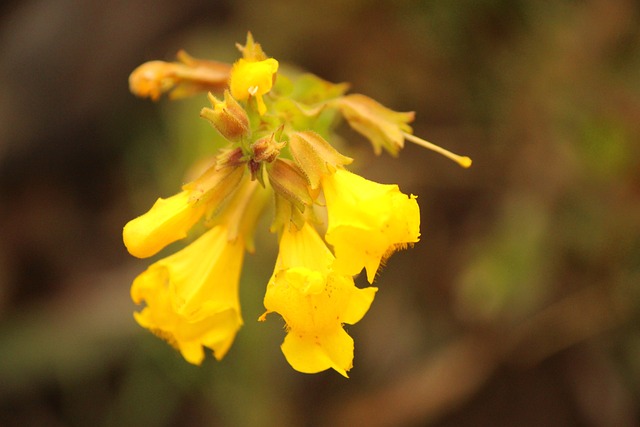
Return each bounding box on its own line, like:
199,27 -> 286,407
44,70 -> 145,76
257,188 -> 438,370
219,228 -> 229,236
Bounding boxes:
248,85 -> 259,96
403,132 -> 472,168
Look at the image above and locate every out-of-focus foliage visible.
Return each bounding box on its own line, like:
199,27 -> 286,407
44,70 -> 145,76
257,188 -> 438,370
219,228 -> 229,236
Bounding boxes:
0,0 -> 638,426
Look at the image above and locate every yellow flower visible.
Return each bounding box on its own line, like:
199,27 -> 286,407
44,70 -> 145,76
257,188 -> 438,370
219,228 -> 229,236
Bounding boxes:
321,168 -> 420,283
260,223 -> 377,377
230,58 -> 279,115
131,225 -> 244,365
129,50 -> 230,101
125,33 -> 472,376
123,190 -> 206,259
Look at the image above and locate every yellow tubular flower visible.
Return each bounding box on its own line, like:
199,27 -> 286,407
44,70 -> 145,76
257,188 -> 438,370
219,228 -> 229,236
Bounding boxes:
129,60 -> 177,101
260,223 -> 377,377
321,168 -> 420,283
230,58 -> 279,115
123,190 -> 206,258
124,33 -> 471,376
131,225 -> 245,365
128,51 -> 231,101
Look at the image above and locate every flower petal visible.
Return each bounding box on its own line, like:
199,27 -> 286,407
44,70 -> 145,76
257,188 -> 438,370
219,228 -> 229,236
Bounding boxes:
262,223 -> 376,376
281,327 -> 353,377
131,226 -> 244,364
230,58 -> 279,115
342,286 -> 377,325
123,190 -> 205,258
322,168 -> 420,283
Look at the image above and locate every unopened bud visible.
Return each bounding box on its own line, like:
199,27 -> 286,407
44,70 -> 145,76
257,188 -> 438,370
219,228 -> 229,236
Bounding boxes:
251,133 -> 285,164
200,90 -> 250,141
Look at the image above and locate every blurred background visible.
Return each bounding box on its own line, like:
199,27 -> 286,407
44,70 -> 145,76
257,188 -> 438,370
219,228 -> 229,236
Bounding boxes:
1,0 -> 639,426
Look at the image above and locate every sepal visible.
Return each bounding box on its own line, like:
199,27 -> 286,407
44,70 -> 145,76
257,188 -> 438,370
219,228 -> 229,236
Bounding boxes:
289,131 -> 352,189
266,158 -> 312,214
335,94 -> 415,156
235,32 -> 268,61
182,163 -> 246,215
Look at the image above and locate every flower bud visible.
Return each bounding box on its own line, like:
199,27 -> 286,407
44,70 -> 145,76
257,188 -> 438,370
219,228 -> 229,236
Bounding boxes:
251,133 -> 286,164
200,90 -> 250,141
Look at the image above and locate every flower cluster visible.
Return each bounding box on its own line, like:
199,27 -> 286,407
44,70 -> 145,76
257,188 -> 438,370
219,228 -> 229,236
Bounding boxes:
125,33 -> 470,376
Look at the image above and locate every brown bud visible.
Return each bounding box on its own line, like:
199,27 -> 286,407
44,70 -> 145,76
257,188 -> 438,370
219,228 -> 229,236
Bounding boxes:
200,90 -> 250,141
251,133 -> 286,164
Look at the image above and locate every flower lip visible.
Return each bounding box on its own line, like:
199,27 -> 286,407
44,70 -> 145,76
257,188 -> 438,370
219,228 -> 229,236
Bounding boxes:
321,168 -> 420,283
131,225 -> 245,365
260,223 -> 377,376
